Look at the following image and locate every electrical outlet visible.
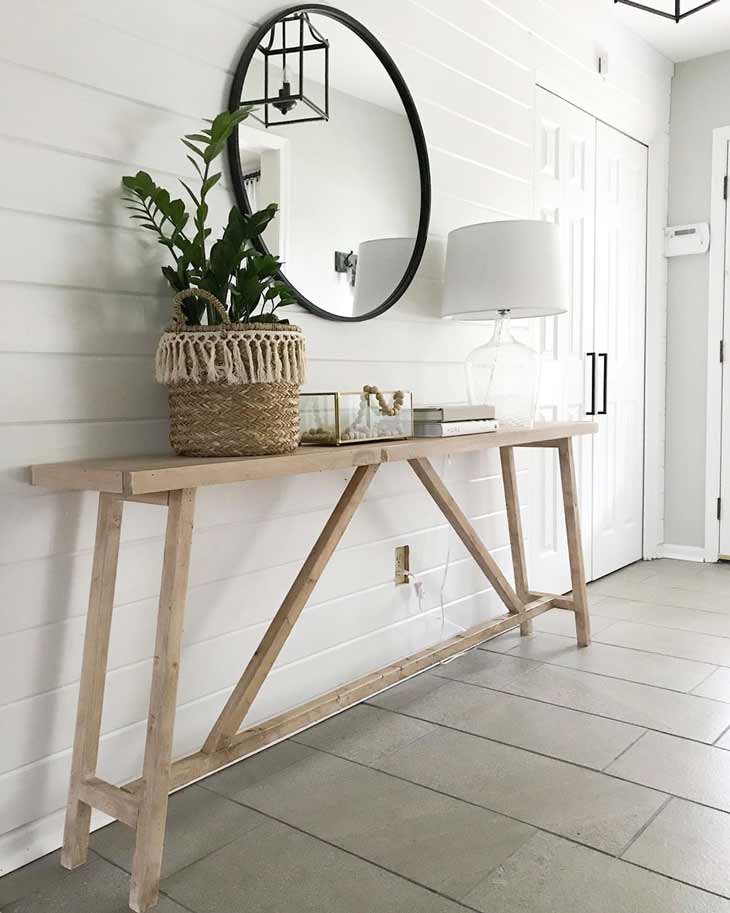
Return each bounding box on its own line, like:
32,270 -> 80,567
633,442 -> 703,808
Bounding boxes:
394,545 -> 410,585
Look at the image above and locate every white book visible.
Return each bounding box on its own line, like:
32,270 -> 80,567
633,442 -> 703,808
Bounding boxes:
414,419 -> 499,438
414,404 -> 495,422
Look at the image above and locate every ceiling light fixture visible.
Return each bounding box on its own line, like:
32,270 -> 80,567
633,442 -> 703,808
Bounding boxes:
243,12 -> 329,128
614,0 -> 720,22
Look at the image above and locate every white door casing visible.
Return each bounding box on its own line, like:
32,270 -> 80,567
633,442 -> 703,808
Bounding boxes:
530,88 -> 596,593
720,141 -> 730,558
592,122 -> 647,578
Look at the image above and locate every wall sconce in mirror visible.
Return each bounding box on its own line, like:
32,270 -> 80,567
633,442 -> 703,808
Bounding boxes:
334,250 -> 357,286
243,12 -> 330,127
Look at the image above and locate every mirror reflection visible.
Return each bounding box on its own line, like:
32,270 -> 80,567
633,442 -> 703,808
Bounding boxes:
233,11 -> 424,319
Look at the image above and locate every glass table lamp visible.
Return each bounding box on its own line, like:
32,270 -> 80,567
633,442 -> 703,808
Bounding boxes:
441,221 -> 566,428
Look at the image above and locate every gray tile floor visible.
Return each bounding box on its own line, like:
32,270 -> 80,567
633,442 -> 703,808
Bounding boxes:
5,559 -> 730,912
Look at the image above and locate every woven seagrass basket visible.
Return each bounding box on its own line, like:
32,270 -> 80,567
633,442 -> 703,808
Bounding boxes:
156,289 -> 307,457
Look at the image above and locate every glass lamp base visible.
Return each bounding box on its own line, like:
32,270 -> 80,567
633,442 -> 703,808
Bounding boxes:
466,316 -> 541,429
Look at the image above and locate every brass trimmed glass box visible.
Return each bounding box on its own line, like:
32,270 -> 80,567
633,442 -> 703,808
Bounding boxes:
299,390 -> 414,445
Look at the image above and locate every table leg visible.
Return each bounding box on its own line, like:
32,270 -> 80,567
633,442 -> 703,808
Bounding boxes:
61,494 -> 124,870
129,489 -> 196,913
558,438 -> 591,647
500,447 -> 532,636
201,463 -> 379,754
409,457 -> 523,616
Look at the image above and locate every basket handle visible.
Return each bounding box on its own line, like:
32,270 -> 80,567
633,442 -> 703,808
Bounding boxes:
172,288 -> 230,329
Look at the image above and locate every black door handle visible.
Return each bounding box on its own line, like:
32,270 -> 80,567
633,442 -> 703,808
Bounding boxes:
598,353 -> 608,415
586,353 -> 596,416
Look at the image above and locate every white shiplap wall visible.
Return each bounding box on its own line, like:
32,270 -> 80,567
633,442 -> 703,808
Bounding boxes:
0,0 -> 672,871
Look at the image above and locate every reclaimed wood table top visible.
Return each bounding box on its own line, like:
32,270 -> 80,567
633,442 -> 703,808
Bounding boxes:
30,421 -> 598,495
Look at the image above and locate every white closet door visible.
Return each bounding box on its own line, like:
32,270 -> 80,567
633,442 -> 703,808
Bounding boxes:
530,89 -> 596,593
592,122 -> 647,578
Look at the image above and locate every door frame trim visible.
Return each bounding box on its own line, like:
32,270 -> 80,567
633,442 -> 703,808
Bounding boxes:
535,84 -> 664,566
704,125 -> 730,562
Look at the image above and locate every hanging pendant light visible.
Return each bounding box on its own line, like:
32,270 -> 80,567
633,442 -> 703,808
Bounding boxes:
614,0 -> 720,22
243,12 -> 330,128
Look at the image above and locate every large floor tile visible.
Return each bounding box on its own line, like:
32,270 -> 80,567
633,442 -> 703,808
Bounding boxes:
227,747 -> 534,900
370,674 -> 642,769
486,661 -> 730,743
593,596 -> 730,637
597,621 -> 730,666
607,731 -> 730,810
201,738 -> 315,798
431,649 -> 539,689
294,702 -> 436,763
482,630 -> 712,691
589,577 -> 730,612
624,798 -> 730,897
368,670 -> 452,711
693,667 -> 730,702
372,726 -> 666,854
162,817 -> 467,913
92,784 -> 265,879
0,852 -> 187,913
463,830 -> 730,913
533,609 -> 617,637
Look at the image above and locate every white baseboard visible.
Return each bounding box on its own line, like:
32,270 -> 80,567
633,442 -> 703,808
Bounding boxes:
658,543 -> 706,563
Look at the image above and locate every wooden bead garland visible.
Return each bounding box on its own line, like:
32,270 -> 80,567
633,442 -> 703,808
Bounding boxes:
363,385 -> 405,416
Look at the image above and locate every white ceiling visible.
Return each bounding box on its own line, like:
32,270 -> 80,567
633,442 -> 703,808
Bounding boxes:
611,0 -> 730,62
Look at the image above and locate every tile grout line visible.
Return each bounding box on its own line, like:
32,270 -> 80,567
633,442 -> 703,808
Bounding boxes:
712,720 -> 730,746
82,850 -> 201,913
318,698 -> 730,822
192,786 -> 481,913
593,595 -> 730,625
379,670 -> 730,750
365,699 -> 639,774
479,634 -> 730,676
466,645 -> 720,697
616,794 -> 674,859
197,743 -> 730,906
602,729 -> 650,772
690,664 -> 725,695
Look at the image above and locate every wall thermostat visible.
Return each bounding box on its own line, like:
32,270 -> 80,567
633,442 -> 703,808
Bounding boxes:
664,223 -> 710,257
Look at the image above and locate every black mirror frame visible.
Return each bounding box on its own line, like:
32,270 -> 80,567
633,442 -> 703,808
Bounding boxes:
227,3 -> 432,322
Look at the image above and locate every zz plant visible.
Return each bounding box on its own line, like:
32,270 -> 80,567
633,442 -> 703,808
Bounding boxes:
122,108 -> 295,326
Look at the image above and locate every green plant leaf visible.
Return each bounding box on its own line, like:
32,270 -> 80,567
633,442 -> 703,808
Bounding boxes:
186,155 -> 204,179
181,138 -> 205,159
202,139 -> 226,163
209,111 -> 232,143
179,180 -> 199,206
202,172 -> 221,195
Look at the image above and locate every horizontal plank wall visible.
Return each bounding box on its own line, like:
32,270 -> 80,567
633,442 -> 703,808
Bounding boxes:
0,0 -> 672,872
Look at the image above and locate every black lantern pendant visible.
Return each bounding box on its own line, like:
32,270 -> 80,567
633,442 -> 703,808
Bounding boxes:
244,12 -> 329,127
614,0 -> 720,22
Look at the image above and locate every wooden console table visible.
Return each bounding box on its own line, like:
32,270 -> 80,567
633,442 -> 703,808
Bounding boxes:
32,420 -> 596,912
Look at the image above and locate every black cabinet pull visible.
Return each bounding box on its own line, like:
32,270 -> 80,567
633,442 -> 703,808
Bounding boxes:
586,353 -> 597,416
598,353 -> 608,415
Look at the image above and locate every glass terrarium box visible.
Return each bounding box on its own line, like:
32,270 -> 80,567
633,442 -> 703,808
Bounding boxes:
300,390 -> 414,445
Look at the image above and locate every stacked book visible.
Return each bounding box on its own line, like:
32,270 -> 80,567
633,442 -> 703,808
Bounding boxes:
413,404 -> 498,437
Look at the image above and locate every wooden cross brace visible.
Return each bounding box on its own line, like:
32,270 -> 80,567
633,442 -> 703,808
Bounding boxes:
59,440 -> 590,912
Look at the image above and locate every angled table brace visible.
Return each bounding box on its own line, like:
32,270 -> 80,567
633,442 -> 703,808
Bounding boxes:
32,421 -> 596,912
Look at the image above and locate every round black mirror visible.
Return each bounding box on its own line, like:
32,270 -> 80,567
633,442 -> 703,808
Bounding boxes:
227,4 -> 431,322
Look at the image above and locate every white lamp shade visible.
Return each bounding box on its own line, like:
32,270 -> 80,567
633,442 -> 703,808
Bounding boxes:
353,237 -> 415,317
442,220 -> 567,320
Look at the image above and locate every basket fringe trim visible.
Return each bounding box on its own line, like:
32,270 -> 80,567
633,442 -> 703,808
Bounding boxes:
155,328 -> 307,386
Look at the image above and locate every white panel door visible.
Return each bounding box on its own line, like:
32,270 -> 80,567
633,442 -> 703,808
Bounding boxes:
530,88 -> 596,593
592,122 -> 647,578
